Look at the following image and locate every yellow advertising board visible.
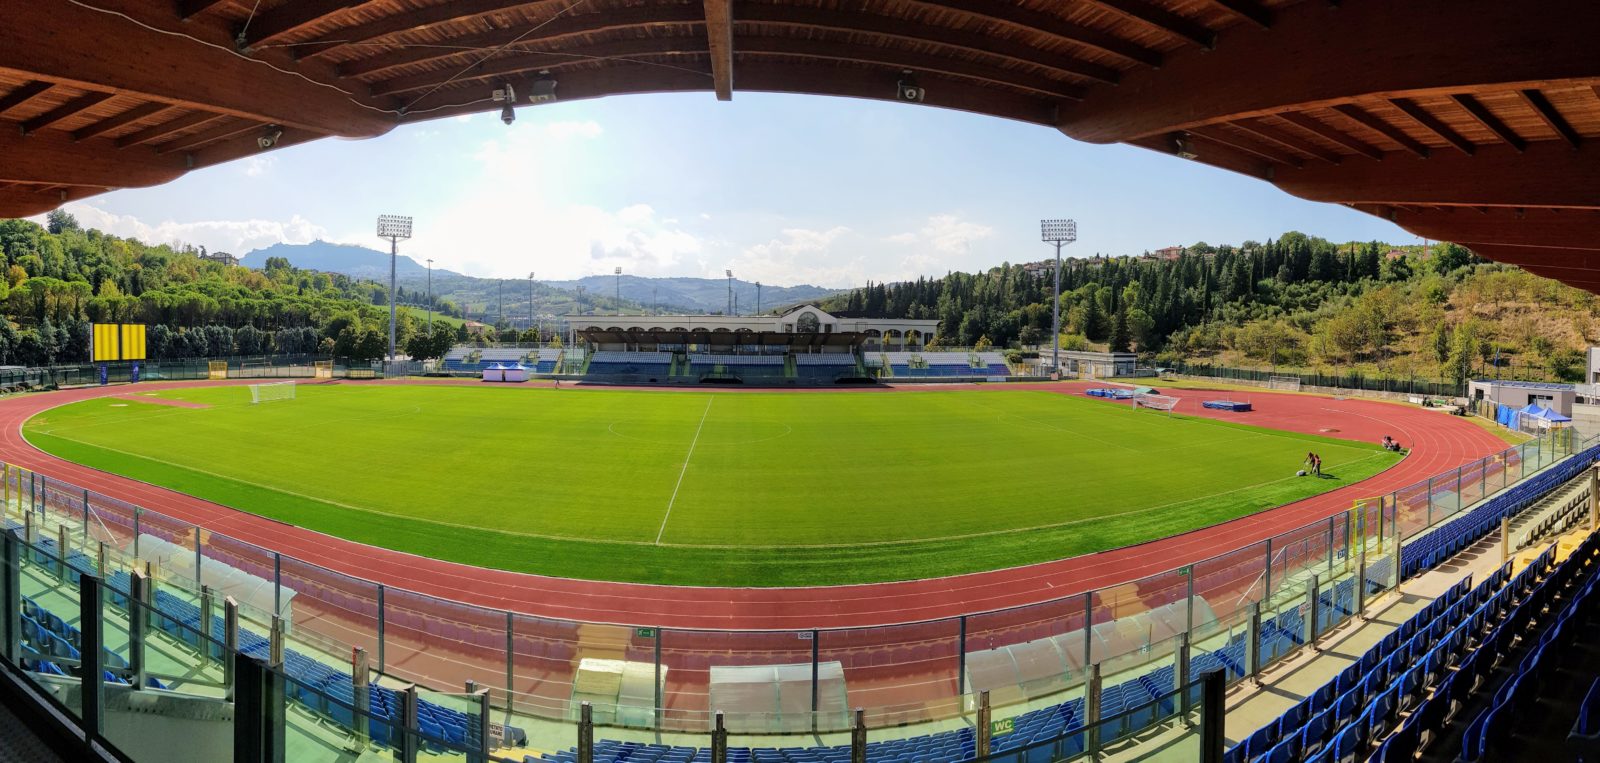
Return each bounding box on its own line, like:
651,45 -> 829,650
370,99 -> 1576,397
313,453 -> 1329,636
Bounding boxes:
91,323 -> 147,361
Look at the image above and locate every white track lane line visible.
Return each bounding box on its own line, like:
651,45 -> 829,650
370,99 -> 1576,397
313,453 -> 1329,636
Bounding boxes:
656,396 -> 714,544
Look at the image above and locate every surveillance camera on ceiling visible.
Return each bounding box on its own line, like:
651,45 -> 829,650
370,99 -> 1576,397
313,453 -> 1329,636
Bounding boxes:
896,76 -> 924,103
528,72 -> 558,104
257,128 -> 283,149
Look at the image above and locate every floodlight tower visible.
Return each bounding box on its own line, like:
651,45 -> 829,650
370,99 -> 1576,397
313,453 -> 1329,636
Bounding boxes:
756,281 -> 762,315
725,269 -> 734,315
1040,219 -> 1077,380
376,215 -> 413,362
613,266 -> 622,315
425,258 -> 434,333
528,272 -> 536,342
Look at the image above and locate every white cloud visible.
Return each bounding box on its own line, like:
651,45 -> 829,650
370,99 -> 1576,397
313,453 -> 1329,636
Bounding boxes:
242,157 -> 276,177
61,203 -> 326,256
727,227 -> 872,286
543,119 -> 603,140
883,213 -> 995,276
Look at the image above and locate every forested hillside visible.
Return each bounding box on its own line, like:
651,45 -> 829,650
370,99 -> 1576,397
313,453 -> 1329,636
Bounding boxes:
0,213 -> 462,365
821,232 -> 1597,385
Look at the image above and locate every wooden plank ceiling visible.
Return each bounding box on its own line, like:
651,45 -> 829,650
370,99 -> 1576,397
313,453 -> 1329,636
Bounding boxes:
1,0 -> 1597,289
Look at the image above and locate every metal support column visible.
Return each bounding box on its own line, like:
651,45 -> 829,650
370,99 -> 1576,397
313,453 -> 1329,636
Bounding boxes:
470,688 -> 491,763
402,685 -> 420,763
1263,539 -> 1273,604
79,574 -> 103,748
1308,575 -> 1321,649
224,597 -> 239,700
1326,516 -> 1336,573
200,585 -> 214,645
506,611 -> 515,732
976,691 -> 992,757
272,553 -> 281,616
130,570 -> 148,689
1,533 -> 15,665
957,615 -> 967,697
1085,663 -> 1102,755
352,647 -> 370,746
1083,595 -> 1094,670
1199,670 -> 1225,763
269,615 -> 284,668
1248,602 -> 1262,684
233,655 -> 284,763
55,524 -> 67,579
850,708 -> 866,763
653,628 -> 663,730
193,524 -> 203,587
1357,535 -> 1369,619
810,629 -> 820,731
1501,517 -> 1511,563
132,508 -> 140,559
81,489 -> 89,532
711,710 -> 727,763
1177,631 -> 1192,713
1426,476 -> 1435,527
376,584 -> 386,674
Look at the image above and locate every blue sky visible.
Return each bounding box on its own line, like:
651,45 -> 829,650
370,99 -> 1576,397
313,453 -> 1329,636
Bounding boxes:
55,92 -> 1417,287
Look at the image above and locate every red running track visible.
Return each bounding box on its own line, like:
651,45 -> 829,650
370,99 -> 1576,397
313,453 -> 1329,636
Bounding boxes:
0,380 -> 1506,630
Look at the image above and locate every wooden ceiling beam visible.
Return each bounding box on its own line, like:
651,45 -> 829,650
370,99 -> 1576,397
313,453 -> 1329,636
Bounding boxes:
1277,112 -> 1383,161
1058,0 -> 1600,144
292,0 -> 592,60
240,1 -> 371,49
0,81 -> 55,116
0,1 -> 394,137
337,6 -> 705,79
1330,104 -> 1430,158
20,91 -> 115,135
1517,89 -> 1582,149
906,0 -> 1163,67
373,38 -> 710,98
736,39 -> 1085,101
153,119 -> 260,154
736,5 -> 1121,85
0,186 -> 102,217
1276,142 -> 1599,208
1230,118 -> 1343,164
71,102 -> 172,141
0,124 -> 186,187
1450,94 -> 1526,153
115,112 -> 223,148
177,0 -> 232,21
1081,0 -> 1215,49
1201,0 -> 1273,30
1185,127 -> 1303,167
703,0 -> 734,101
1388,98 -> 1474,155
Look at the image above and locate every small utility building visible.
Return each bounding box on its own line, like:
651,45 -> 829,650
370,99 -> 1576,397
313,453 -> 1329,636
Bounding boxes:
1469,379 -> 1576,418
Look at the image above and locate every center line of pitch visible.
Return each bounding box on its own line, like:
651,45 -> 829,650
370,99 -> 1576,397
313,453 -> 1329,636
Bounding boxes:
657,396 -> 714,544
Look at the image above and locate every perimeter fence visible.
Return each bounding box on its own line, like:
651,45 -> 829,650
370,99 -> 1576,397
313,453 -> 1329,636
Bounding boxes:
1165,361 -> 1464,398
0,410 -> 1590,753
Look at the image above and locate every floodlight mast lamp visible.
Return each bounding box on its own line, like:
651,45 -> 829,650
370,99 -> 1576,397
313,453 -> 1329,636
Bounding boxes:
1040,219 -> 1077,380
376,215 -> 413,363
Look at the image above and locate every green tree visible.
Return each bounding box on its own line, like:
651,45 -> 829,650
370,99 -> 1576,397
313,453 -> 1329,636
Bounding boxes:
1108,306 -> 1131,352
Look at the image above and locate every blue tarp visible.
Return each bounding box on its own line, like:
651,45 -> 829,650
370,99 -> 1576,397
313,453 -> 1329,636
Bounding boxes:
1496,404 -> 1516,427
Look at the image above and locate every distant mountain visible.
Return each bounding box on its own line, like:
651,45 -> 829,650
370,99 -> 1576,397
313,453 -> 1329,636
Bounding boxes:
240,241 -> 843,322
240,240 -> 427,279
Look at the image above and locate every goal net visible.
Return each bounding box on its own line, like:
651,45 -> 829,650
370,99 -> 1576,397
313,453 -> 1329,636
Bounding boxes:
1267,376 -> 1302,391
313,360 -> 333,379
1134,393 -> 1181,413
250,381 -> 296,404
208,361 -> 228,380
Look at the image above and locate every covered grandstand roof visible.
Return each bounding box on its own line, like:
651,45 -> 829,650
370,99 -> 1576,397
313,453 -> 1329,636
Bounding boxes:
578,327 -> 864,348
2,2 -> 1598,290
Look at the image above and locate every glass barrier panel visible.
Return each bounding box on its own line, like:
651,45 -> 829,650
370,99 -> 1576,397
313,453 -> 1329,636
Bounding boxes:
380,587 -> 509,703
508,611 -> 584,724
1089,566 -> 1185,681
964,593 -> 1090,716
281,668 -> 402,763
17,539 -> 83,719
414,684 -> 486,762
817,618 -> 961,732
660,627 -> 816,734
275,555 -> 376,667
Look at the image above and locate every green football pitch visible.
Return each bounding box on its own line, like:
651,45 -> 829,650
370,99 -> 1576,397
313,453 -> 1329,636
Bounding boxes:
22,385 -> 1400,586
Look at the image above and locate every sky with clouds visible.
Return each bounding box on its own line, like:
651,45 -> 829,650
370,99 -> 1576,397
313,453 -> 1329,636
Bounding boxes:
47,92 -> 1419,288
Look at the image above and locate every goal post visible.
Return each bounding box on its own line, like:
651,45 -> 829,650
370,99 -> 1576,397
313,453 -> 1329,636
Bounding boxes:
249,381 -> 296,404
313,360 -> 334,379
1267,375 -> 1302,392
1133,393 -> 1181,414
208,361 -> 228,380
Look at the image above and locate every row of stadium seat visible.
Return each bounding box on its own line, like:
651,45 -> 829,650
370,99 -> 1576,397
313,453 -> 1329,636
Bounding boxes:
1226,574 -> 1480,762
1400,445 -> 1600,579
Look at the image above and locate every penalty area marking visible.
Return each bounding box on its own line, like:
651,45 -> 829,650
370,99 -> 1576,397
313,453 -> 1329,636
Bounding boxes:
656,396 -> 714,544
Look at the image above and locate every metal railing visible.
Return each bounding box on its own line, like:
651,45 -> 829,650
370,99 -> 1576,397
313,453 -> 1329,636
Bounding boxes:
1166,361 -> 1464,397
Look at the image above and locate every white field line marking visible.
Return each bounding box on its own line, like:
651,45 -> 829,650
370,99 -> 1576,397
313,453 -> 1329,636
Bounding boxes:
657,396 -> 714,544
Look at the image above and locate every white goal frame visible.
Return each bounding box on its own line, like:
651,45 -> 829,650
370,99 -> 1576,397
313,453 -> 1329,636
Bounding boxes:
250,381 -> 296,404
1267,376 -> 1302,392
1133,393 -> 1181,414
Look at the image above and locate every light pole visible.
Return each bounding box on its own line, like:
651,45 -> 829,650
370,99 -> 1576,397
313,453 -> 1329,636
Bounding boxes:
377,215 -> 413,362
756,281 -> 761,315
425,258 -> 433,333
614,266 -> 622,315
725,269 -> 733,315
1041,219 -> 1077,380
528,272 -> 536,343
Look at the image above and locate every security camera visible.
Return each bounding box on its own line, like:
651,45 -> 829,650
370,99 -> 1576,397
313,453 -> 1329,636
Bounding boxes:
528,71 -> 558,104
257,128 -> 283,149
493,83 -> 517,125
896,71 -> 924,103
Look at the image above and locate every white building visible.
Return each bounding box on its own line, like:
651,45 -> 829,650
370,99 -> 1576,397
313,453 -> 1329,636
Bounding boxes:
566,304 -> 939,353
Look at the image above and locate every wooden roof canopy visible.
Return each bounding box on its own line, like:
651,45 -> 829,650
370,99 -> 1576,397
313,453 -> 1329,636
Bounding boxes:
2,0 -> 1598,288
